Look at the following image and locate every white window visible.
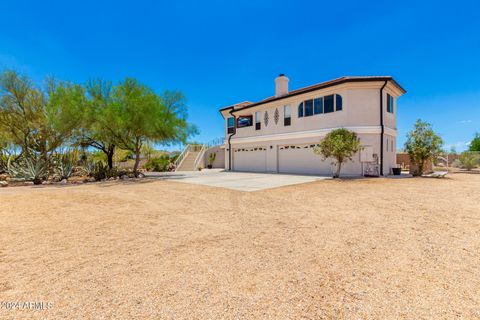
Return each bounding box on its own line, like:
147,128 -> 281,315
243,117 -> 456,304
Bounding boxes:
255,111 -> 262,130
284,105 -> 291,126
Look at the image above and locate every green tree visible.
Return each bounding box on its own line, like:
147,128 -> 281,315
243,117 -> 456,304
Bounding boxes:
107,78 -> 196,176
469,133 -> 480,152
141,142 -> 155,161
404,119 -> 443,176
0,70 -> 80,171
314,128 -> 361,178
77,79 -> 118,169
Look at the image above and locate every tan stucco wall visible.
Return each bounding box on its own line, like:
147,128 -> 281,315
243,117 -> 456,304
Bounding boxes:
221,81 -> 400,139
204,146 -> 225,168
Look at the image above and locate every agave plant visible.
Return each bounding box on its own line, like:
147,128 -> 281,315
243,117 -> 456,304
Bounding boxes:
54,153 -> 76,180
81,161 -> 96,177
0,153 -> 7,174
7,156 -> 49,185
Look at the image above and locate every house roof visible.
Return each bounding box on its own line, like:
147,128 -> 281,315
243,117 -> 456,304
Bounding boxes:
219,76 -> 406,113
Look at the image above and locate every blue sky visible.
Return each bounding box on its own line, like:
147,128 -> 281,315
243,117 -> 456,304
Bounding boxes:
1,0 -> 479,151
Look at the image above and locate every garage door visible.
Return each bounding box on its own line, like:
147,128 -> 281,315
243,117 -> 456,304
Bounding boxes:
278,144 -> 332,175
233,146 -> 267,172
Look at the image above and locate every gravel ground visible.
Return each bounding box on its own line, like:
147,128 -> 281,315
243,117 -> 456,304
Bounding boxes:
0,173 -> 479,319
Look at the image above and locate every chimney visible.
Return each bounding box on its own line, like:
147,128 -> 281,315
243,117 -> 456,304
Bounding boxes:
275,74 -> 289,97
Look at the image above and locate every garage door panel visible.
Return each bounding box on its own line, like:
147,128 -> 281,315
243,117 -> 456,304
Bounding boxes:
233,146 -> 266,172
278,144 -> 332,175
278,144 -> 362,175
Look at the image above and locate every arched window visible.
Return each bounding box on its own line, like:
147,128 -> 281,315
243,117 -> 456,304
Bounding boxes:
298,102 -> 304,117
336,94 -> 343,111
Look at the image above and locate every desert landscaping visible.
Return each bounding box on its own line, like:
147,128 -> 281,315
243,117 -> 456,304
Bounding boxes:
1,173 -> 479,319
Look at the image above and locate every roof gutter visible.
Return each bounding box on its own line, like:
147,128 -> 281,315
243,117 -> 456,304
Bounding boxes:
379,80 -> 388,176
227,109 -> 237,171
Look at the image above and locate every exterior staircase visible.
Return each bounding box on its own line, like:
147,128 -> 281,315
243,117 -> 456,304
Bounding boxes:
175,144 -> 206,171
176,151 -> 200,171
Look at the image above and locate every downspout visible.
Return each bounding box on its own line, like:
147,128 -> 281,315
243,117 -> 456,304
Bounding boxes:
379,80 -> 388,176
227,108 -> 237,171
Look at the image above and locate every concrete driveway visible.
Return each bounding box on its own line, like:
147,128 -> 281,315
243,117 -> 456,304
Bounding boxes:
146,169 -> 329,191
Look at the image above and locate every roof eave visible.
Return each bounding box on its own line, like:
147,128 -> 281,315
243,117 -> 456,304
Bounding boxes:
220,77 -> 406,114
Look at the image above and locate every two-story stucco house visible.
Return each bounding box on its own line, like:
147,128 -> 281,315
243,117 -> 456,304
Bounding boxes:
220,75 -> 406,176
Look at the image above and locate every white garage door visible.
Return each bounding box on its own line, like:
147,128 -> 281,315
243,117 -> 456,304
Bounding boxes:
278,144 -> 332,175
233,146 -> 267,172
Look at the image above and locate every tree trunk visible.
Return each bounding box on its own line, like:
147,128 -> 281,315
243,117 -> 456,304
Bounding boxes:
133,139 -> 142,177
334,161 -> 342,178
106,146 -> 115,169
133,152 -> 141,177
417,160 -> 424,177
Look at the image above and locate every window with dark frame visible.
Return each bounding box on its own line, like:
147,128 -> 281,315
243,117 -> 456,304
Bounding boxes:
297,93 -> 343,118
284,105 -> 291,126
304,99 -> 313,117
255,111 -> 261,130
237,115 -> 253,128
298,102 -> 304,118
314,97 -> 323,114
227,117 -> 235,134
387,94 -> 394,113
336,94 -> 342,111
324,94 -> 334,113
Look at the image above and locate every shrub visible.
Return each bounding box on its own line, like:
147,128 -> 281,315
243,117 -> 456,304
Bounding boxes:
81,161 -> 118,180
144,155 -> 173,172
90,161 -> 118,180
459,151 -> 479,170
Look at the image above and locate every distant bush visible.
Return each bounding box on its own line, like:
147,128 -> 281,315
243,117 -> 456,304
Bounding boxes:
459,151 -> 480,170
451,159 -> 461,168
144,155 -> 175,172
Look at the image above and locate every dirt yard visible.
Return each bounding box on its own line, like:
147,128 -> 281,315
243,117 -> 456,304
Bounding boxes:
0,173 -> 479,319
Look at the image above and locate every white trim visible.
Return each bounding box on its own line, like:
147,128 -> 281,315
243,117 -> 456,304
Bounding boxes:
228,126 -> 397,145
384,127 -> 397,136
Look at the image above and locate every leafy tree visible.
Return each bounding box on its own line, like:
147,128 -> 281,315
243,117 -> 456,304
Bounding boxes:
78,79 -> 117,169
404,119 -> 443,176
0,70 -> 80,178
141,142 -> 155,161
459,151 -> 479,170
469,133 -> 480,152
106,78 -> 196,176
314,128 -> 361,178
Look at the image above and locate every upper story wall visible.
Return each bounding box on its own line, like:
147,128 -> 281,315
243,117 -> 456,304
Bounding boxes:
221,81 -> 401,140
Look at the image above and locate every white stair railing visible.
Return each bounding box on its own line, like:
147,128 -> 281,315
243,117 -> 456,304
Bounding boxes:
174,145 -> 191,171
193,144 -> 207,171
